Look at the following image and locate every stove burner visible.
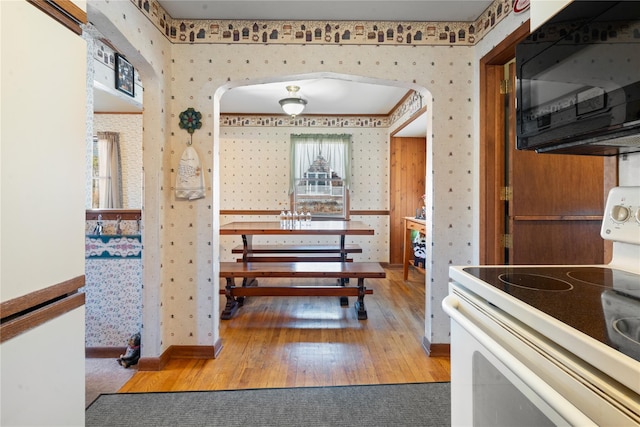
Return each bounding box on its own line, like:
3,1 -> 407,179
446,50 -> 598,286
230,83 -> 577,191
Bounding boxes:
613,317 -> 640,343
498,273 -> 574,291
568,268 -> 640,298
566,268 -> 608,287
612,317 -> 640,360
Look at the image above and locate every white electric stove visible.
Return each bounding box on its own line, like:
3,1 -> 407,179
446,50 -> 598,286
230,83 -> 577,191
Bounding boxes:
445,186 -> 640,426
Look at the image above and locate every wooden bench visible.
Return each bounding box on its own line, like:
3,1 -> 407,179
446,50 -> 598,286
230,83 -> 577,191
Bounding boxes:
219,261 -> 385,320
231,244 -> 362,263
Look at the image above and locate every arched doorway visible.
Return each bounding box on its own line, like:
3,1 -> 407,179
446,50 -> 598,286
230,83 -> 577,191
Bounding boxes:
212,72 -> 434,348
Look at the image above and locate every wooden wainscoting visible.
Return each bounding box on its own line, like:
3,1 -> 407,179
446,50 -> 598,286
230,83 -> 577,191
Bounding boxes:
389,136 -> 427,265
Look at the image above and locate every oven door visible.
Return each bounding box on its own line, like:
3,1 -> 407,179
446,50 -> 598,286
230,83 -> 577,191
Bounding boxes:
443,288 -> 598,427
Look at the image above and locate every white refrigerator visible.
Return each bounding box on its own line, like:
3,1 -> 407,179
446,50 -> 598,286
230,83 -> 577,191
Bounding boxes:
1,1 -> 87,425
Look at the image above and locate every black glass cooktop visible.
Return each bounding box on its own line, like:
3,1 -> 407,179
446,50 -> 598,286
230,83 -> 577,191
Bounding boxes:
463,266 -> 640,362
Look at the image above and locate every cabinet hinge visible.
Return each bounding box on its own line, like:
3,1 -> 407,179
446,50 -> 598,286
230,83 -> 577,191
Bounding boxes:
500,79 -> 512,94
500,234 -> 513,249
500,186 -> 512,201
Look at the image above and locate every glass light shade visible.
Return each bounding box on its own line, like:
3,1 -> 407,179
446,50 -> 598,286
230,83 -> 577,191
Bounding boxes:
279,98 -> 307,117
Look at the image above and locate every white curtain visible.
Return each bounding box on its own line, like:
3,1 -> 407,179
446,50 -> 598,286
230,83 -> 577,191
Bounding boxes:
289,133 -> 351,193
96,131 -> 123,208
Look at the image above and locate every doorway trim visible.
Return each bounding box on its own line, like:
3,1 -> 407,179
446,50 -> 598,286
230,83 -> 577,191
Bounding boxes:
212,72 -> 434,352
479,20 -> 530,265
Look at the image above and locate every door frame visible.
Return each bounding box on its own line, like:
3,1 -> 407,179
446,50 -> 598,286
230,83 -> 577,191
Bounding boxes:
479,21 -> 530,265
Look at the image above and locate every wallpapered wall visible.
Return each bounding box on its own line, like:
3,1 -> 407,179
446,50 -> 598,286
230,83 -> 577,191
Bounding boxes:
93,113 -> 143,209
218,126 -> 391,262
165,41 -> 475,347
85,234 -> 142,347
89,0 -> 530,356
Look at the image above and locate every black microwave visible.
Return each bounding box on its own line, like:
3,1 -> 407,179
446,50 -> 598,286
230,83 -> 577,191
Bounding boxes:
516,1 -> 640,156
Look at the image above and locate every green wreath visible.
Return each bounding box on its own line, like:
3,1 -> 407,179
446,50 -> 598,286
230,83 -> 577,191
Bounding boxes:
178,108 -> 202,134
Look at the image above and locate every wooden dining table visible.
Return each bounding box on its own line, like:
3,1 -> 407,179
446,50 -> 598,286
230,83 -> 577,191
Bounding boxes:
219,220 -> 379,317
220,220 -> 375,262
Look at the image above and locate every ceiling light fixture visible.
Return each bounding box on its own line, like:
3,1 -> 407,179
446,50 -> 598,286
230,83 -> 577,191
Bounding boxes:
279,85 -> 307,118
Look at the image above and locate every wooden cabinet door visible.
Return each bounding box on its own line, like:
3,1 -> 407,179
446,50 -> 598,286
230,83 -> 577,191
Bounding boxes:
506,62 -> 608,265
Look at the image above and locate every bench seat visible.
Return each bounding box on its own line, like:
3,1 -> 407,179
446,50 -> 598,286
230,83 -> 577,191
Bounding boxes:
220,261 -> 383,278
218,285 -> 374,297
231,244 -> 363,254
231,244 -> 362,262
219,261 -> 384,320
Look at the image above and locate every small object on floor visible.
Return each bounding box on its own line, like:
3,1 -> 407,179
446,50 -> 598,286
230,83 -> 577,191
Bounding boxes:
117,333 -> 141,368
413,235 -> 426,268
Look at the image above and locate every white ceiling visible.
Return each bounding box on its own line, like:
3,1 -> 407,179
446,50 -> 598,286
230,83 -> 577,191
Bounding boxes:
95,1 -> 494,136
94,83 -> 143,113
157,0 -> 493,22
221,78 -> 412,115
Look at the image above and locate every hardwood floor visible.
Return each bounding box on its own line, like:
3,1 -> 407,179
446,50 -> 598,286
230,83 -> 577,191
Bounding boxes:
119,266 -> 450,392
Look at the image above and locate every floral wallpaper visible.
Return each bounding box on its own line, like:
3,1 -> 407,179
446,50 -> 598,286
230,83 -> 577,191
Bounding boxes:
85,235 -> 142,347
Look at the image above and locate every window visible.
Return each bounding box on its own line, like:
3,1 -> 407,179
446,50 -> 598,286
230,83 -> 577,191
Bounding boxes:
290,134 -> 351,218
92,132 -> 123,208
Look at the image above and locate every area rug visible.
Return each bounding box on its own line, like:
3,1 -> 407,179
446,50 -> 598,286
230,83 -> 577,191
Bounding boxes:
86,382 -> 450,426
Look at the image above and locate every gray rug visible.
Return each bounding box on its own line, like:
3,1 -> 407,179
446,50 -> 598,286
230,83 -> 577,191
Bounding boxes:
86,382 -> 450,426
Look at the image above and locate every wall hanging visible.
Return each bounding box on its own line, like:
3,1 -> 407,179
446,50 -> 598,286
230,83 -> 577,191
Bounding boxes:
115,53 -> 134,97
176,108 -> 205,200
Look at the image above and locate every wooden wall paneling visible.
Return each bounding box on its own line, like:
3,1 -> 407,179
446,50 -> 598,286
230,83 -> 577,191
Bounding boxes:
511,220 -> 604,265
390,138 -> 401,263
389,137 -> 426,265
511,154 -> 606,216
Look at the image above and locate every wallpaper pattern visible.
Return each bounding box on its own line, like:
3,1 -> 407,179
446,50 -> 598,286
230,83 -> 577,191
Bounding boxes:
220,88 -> 422,129
85,234 -> 143,347
88,0 -> 531,356
164,41 -> 475,347
130,0 -> 514,46
218,126 -> 391,262
93,113 -> 144,209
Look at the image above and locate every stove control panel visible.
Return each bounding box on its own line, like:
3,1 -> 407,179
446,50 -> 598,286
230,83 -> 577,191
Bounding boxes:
601,186 -> 640,245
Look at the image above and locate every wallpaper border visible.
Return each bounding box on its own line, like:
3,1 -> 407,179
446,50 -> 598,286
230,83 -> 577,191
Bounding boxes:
130,0 -> 515,47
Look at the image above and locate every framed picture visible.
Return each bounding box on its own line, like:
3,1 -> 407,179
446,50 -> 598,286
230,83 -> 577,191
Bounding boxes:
115,53 -> 135,97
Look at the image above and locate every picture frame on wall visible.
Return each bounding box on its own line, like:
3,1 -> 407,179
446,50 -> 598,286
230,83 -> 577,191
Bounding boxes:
115,53 -> 134,97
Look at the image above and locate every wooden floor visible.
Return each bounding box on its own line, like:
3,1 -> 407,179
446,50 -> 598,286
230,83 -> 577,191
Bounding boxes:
119,266 -> 450,392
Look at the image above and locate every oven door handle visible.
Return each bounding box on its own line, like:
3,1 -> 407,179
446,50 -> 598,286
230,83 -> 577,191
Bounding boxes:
443,294 -> 598,427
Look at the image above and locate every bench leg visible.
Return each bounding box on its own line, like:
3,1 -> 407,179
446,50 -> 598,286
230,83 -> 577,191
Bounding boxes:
338,277 -> 348,307
239,277 -> 258,306
221,277 -> 239,320
354,278 -> 368,320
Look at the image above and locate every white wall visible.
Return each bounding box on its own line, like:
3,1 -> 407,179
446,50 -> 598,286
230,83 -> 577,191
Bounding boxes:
0,1 -> 86,425
530,0 -> 572,30
619,154 -> 640,186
